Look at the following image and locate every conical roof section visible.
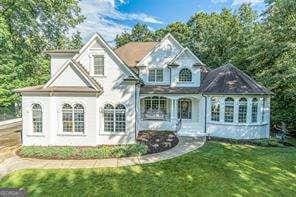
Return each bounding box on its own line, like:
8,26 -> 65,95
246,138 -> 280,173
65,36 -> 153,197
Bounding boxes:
201,63 -> 272,95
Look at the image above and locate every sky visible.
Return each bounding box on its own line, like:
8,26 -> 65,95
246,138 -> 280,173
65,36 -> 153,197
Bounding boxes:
75,0 -> 267,43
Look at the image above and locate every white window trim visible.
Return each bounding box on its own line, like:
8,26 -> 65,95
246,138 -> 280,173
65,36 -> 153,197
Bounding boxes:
178,68 -> 192,83
102,104 -> 127,134
27,102 -> 45,137
148,69 -> 164,83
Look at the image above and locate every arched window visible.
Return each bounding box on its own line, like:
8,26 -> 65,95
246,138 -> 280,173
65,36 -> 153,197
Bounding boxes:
32,104 -> 42,133
179,68 -> 192,82
251,98 -> 258,123
224,97 -> 234,123
178,98 -> 192,119
238,98 -> 248,123
74,104 -> 84,132
62,104 -> 73,132
211,97 -> 220,121
104,104 -> 114,132
115,104 -> 126,132
104,104 -> 126,132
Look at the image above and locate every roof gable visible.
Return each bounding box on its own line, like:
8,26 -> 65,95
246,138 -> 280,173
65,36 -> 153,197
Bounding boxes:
201,63 -> 271,95
169,47 -> 204,66
74,33 -> 139,79
136,33 -> 184,67
44,60 -> 102,92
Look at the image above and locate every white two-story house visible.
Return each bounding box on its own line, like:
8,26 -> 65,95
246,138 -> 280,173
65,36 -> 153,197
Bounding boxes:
16,33 -> 272,146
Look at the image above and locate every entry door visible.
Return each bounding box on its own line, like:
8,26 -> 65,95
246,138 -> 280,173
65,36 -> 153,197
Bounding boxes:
178,99 -> 192,120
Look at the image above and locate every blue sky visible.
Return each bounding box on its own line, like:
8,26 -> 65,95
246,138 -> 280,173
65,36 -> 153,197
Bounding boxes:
76,0 -> 266,43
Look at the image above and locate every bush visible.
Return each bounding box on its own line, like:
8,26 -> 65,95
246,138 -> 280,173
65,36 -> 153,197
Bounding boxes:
18,144 -> 148,159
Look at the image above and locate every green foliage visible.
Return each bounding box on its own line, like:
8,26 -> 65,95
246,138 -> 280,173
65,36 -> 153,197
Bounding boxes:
19,144 -> 148,159
0,0 -> 84,108
2,141 -> 296,196
115,1 -> 296,131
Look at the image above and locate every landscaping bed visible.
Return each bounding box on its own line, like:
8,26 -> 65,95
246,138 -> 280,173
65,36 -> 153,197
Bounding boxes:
137,130 -> 179,154
17,144 -> 148,160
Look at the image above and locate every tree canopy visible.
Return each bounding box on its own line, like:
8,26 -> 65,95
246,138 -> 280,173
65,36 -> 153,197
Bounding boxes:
0,0 -> 84,109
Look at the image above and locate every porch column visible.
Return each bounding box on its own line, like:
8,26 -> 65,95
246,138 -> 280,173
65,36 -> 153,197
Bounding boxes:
170,98 -> 178,129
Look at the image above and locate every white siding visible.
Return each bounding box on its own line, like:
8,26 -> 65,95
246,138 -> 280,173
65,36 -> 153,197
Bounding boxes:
206,96 -> 270,139
50,54 -> 75,77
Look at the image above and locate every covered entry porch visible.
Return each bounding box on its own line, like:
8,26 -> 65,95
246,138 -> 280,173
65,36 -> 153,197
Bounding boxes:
138,94 -> 205,136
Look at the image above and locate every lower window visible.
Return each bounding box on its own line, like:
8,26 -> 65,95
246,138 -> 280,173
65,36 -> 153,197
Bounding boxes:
104,104 -> 126,132
62,104 -> 84,133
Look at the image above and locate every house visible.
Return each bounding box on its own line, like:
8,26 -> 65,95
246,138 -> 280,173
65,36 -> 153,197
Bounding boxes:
16,33 -> 272,146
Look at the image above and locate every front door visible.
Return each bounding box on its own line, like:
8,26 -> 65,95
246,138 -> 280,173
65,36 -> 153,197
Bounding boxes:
177,99 -> 192,120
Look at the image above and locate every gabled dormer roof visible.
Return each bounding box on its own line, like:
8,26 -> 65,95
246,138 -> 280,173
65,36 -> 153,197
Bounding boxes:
73,33 -> 139,80
135,33 -> 184,67
168,47 -> 204,66
44,59 -> 103,92
201,63 -> 272,95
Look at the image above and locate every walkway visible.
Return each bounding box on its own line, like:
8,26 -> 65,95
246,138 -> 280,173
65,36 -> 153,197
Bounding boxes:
0,137 -> 205,179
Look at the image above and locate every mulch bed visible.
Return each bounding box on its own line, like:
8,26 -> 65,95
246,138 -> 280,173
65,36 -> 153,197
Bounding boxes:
137,130 -> 179,154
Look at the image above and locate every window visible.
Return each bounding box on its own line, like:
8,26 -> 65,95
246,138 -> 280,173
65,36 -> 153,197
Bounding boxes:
104,104 -> 126,132
224,97 -> 234,123
62,104 -> 84,133
179,68 -> 192,82
251,98 -> 258,123
115,105 -> 126,132
238,98 -> 247,123
104,104 -> 114,132
211,97 -> 220,121
74,104 -> 84,132
148,69 -> 163,82
262,98 -> 266,122
93,55 -> 104,75
62,104 -> 73,132
178,99 -> 192,119
142,96 -> 168,120
32,104 -> 42,133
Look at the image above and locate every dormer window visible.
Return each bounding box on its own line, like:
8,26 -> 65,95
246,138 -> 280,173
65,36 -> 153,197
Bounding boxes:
148,69 -> 163,82
93,55 -> 104,75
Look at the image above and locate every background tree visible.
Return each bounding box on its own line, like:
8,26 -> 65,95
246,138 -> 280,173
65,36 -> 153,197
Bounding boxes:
0,0 -> 84,117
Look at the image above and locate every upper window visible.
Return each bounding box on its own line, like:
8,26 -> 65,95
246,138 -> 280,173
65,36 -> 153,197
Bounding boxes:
179,68 -> 192,82
251,98 -> 258,123
238,98 -> 247,123
224,97 -> 234,123
93,55 -> 104,75
211,97 -> 220,122
142,96 -> 168,120
62,104 -> 84,133
178,98 -> 192,119
32,104 -> 42,133
148,69 -> 163,82
104,104 -> 126,132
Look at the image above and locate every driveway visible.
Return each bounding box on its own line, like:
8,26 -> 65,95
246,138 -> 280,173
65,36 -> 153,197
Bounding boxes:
0,122 -> 21,163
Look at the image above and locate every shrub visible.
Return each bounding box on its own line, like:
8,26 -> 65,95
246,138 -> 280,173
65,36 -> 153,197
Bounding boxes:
19,143 -> 148,159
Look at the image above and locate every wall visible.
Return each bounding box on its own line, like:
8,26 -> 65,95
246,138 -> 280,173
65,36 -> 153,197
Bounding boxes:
50,53 -> 75,77
206,95 -> 270,139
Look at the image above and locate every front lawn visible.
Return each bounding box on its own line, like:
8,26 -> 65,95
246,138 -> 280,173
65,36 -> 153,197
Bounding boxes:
1,141 -> 295,196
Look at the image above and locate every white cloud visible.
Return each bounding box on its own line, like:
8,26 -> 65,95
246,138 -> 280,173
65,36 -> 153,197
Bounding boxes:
232,0 -> 263,6
75,0 -> 162,44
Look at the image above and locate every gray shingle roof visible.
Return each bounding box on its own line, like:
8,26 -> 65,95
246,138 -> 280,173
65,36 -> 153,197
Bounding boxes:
200,63 -> 272,95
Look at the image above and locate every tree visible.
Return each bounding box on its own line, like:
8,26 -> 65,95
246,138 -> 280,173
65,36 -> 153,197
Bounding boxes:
0,0 -> 84,110
115,23 -> 154,47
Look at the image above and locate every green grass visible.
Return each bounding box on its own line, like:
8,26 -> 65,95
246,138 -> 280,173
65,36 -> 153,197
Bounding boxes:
1,141 -> 295,196
18,144 -> 148,159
